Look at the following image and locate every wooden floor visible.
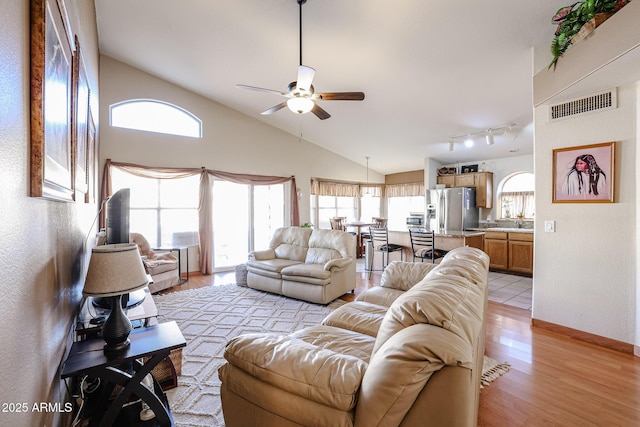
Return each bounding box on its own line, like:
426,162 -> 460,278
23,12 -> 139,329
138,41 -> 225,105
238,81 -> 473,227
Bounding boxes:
164,270 -> 640,426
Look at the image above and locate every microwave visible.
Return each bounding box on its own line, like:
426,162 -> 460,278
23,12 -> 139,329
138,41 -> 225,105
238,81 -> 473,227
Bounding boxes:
406,216 -> 424,227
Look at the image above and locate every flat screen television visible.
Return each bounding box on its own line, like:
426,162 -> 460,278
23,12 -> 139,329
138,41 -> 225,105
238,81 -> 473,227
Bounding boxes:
94,188 -> 145,310
106,188 -> 130,244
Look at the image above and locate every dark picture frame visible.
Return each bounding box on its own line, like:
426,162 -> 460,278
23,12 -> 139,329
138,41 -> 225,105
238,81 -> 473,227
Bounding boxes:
30,0 -> 75,201
73,35 -> 90,200
552,141 -> 615,203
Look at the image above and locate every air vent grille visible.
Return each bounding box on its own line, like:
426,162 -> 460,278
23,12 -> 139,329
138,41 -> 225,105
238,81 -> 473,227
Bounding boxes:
549,89 -> 617,121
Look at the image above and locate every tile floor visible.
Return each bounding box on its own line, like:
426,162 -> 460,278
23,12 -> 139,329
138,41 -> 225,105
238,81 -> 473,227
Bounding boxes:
487,271 -> 532,310
357,258 -> 533,311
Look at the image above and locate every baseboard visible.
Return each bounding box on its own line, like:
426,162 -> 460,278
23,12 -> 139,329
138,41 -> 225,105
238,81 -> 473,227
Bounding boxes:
635,346 -> 640,357
531,318 -> 635,355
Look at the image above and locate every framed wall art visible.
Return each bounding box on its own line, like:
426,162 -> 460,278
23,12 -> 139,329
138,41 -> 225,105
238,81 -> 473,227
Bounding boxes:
30,0 -> 75,201
73,35 -> 90,200
552,141 -> 615,203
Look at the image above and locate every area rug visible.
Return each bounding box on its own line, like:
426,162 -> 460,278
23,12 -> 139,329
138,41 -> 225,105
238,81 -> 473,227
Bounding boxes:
481,356 -> 511,388
155,284 -> 509,427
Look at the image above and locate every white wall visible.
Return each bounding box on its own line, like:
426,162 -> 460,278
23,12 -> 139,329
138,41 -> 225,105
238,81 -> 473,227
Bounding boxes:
425,155 -> 534,221
533,82 -> 638,345
0,1 -> 100,426
99,56 -> 384,224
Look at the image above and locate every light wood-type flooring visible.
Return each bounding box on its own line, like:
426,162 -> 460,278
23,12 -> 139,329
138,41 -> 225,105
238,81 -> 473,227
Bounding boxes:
162,268 -> 640,426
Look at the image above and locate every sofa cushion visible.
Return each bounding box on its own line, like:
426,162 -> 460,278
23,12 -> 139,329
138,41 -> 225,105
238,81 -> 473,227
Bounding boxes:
356,324 -> 473,427
380,260 -> 438,291
321,301 -> 388,337
373,247 -> 489,355
247,258 -> 301,274
281,263 -> 331,280
307,229 -> 356,259
269,227 -> 313,262
355,286 -> 405,308
291,325 -> 376,363
223,332 -> 367,411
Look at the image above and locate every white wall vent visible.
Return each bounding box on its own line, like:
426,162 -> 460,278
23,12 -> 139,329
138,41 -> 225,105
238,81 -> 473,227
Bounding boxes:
548,88 -> 617,122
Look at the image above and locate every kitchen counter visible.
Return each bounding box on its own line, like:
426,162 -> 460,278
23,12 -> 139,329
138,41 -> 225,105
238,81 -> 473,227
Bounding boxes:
389,229 -> 484,254
467,227 -> 533,234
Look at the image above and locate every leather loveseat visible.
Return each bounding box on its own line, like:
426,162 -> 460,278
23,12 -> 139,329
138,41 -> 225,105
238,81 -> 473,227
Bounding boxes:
246,226 -> 356,304
218,247 -> 490,427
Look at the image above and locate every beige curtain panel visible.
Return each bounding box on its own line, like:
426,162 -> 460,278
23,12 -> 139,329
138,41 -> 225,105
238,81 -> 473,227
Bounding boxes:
384,182 -> 425,197
101,159 -> 299,274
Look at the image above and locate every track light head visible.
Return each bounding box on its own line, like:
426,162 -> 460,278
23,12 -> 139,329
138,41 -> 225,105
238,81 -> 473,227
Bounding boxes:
485,129 -> 494,145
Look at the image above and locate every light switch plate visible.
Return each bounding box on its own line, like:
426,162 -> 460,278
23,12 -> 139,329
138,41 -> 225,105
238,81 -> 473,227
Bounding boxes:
544,220 -> 555,233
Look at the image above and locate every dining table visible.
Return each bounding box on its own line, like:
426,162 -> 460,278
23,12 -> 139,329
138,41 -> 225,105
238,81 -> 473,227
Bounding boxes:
344,221 -> 374,258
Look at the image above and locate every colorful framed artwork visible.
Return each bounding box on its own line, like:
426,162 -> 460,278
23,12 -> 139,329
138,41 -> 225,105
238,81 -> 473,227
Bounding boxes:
30,0 -> 75,201
552,141 -> 615,203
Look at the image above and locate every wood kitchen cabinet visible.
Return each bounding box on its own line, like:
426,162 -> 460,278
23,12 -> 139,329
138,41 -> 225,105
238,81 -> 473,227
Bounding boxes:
508,233 -> 534,275
483,230 -> 533,275
484,231 -> 509,271
436,175 -> 455,187
454,173 -> 476,187
436,172 -> 493,208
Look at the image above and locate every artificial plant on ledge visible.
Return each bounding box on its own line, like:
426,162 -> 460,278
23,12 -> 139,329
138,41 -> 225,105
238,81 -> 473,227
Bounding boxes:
549,0 -> 632,69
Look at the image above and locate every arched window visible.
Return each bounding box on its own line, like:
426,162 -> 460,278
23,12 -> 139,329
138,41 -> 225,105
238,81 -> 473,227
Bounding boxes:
109,99 -> 202,138
498,172 -> 534,219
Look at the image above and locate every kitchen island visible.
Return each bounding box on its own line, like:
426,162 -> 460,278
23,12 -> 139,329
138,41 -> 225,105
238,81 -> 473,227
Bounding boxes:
387,230 -> 485,261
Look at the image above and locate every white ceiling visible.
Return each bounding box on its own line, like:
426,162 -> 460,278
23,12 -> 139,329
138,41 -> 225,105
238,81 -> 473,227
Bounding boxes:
95,0 -> 568,174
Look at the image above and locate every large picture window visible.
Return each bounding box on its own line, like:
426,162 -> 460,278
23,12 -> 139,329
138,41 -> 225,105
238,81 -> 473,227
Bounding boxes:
111,169 -> 199,248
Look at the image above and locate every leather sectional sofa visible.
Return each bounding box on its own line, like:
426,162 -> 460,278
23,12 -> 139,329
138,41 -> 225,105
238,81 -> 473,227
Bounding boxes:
219,246 -> 490,427
246,226 -> 356,304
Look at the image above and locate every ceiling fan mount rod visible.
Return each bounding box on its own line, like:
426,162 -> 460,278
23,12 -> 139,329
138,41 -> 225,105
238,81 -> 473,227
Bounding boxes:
297,0 -> 307,66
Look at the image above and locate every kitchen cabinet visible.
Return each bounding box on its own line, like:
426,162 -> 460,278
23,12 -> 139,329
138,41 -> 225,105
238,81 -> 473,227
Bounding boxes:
484,231 -> 509,271
508,233 -> 534,275
483,230 -> 533,275
437,175 -> 455,187
454,173 -> 475,187
436,172 -> 493,208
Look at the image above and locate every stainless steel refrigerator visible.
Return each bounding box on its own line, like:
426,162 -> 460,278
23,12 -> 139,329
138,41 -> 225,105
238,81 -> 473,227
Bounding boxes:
426,187 -> 479,232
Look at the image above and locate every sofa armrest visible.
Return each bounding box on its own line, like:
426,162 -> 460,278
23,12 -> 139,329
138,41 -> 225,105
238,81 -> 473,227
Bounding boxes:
323,257 -> 353,271
248,248 -> 276,261
222,333 -> 366,411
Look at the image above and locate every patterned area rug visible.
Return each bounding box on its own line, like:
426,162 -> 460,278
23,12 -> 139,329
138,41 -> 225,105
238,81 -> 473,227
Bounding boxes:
155,284 -> 509,427
155,284 -> 346,426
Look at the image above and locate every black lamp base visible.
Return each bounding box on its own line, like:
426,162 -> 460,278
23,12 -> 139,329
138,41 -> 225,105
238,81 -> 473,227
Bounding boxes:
101,294 -> 133,356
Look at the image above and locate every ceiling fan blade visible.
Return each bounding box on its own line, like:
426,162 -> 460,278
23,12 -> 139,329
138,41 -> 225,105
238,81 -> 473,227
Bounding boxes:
236,84 -> 287,97
315,92 -> 365,101
311,103 -> 331,120
261,102 -> 288,115
296,65 -> 316,92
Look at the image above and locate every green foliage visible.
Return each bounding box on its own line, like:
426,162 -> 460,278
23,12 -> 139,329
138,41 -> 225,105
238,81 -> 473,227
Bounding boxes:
549,0 -> 630,69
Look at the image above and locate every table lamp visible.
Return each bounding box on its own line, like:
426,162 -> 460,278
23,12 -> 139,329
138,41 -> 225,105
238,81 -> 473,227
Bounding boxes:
83,243 -> 149,355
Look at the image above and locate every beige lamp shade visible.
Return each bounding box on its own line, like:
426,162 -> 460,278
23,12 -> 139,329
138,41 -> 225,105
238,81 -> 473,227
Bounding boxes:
83,243 -> 149,297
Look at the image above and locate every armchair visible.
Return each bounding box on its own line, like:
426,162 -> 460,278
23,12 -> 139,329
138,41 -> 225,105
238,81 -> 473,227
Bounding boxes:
130,233 -> 180,293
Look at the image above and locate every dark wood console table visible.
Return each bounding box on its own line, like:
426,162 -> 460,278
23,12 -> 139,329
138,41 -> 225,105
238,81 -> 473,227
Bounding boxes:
61,321 -> 186,426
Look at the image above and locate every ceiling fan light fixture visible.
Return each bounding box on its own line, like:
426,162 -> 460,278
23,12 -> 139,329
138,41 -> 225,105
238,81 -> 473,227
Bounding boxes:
287,97 -> 314,114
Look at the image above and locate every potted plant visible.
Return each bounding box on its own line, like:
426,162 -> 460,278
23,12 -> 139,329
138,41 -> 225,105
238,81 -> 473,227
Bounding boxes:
549,0 -> 632,69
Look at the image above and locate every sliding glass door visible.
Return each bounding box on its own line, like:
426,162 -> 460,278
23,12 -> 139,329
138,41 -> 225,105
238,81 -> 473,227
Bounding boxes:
212,181 -> 285,271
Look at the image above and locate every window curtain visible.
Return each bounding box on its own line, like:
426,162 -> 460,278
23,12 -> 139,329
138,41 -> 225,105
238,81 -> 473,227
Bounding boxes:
384,182 -> 425,197
101,159 -> 299,274
499,191 -> 534,218
310,179 -> 384,197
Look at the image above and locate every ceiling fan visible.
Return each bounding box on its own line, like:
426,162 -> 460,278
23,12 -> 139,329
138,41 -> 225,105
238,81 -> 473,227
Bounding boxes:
236,0 -> 365,120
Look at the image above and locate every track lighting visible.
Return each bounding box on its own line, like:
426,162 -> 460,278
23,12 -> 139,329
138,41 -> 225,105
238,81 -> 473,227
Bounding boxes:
447,124 -> 514,151
485,129 -> 494,145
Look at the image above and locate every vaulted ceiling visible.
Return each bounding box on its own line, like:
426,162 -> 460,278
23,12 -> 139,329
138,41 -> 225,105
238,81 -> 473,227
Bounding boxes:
95,0 -> 568,174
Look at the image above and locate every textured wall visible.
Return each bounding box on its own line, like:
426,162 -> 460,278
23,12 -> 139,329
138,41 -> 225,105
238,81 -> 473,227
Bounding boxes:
0,1 -> 99,425
533,83 -> 637,344
97,56 -> 385,225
